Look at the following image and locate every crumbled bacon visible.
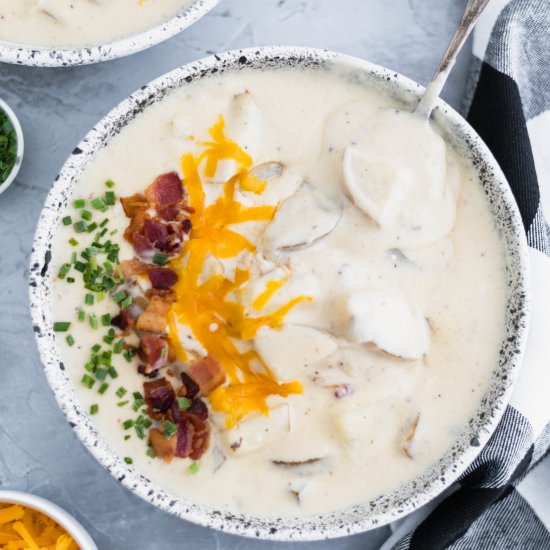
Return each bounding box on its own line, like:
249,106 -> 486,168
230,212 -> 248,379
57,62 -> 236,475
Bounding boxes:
189,355 -> 226,396
149,428 -> 176,463
179,372 -> 200,399
136,296 -> 172,333
120,193 -> 148,217
145,172 -> 184,208
111,310 -> 134,331
139,334 -> 170,370
143,377 -> 175,414
175,413 -> 210,460
138,364 -> 158,378
148,267 -> 178,290
121,258 -> 150,278
186,398 -> 209,420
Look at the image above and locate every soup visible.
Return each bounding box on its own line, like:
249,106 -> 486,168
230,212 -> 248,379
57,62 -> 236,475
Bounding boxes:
0,0 -> 192,48
50,64 -> 508,517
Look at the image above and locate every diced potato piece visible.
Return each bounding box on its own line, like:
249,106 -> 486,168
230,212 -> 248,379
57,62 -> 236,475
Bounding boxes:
345,289 -> 430,360
255,324 -> 338,380
223,404 -> 289,455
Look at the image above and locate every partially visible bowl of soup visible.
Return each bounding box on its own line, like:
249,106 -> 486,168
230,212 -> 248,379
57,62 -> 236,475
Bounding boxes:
0,0 -> 221,66
29,46 -> 530,540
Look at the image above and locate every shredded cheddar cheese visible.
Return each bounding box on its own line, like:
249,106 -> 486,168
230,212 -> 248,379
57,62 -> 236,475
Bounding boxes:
0,503 -> 79,550
169,116 -> 308,427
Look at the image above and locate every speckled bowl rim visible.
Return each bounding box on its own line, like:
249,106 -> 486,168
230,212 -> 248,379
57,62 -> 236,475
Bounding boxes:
0,0 -> 221,67
0,490 -> 98,549
29,46 -> 530,541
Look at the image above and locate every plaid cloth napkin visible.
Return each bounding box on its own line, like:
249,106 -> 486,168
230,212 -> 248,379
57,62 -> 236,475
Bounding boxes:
382,1 -> 550,548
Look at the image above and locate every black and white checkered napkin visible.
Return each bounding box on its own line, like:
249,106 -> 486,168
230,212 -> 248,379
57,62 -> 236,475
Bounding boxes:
383,1 -> 550,548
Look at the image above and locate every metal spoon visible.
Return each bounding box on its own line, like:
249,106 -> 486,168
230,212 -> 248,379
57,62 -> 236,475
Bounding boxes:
415,0 -> 490,118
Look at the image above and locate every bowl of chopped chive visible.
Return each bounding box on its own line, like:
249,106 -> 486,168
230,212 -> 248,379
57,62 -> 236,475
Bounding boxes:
0,98 -> 23,196
0,490 -> 98,549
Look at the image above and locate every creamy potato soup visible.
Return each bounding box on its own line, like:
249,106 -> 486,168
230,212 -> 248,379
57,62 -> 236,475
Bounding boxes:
51,65 -> 508,517
0,0 -> 191,48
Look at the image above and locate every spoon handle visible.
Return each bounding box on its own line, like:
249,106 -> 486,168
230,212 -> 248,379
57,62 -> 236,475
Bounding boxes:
415,0 -> 490,118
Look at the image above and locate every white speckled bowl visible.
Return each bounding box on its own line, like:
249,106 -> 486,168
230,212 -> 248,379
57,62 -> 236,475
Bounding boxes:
0,98 -> 24,196
0,490 -> 98,549
29,46 -> 530,541
0,0 -> 221,67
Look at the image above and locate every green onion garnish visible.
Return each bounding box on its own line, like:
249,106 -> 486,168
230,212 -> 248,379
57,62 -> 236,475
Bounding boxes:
124,435 -> 131,441
163,420 -> 177,439
58,263 -> 71,279
145,448 -> 156,459
105,191 -> 116,206
81,209 -> 92,221
117,400 -> 129,407
122,419 -> 134,430
113,290 -> 126,303
98,383 -> 109,395
90,404 -> 99,415
116,387 -> 127,398
88,313 -> 98,329
124,457 -> 133,465
69,237 -> 79,247
105,179 -> 115,188
177,397 -> 191,410
113,339 -> 125,354
73,221 -> 88,233
77,310 -> 85,322
66,334 -> 75,347
101,313 -> 111,326
152,252 -> 169,266
53,321 -> 71,332
188,462 -> 200,475
85,293 -> 94,305
91,197 -> 107,211
108,366 -> 118,379
91,343 -> 101,353
81,374 -> 95,389
120,296 -> 133,309
73,198 -> 85,208
62,216 -> 72,226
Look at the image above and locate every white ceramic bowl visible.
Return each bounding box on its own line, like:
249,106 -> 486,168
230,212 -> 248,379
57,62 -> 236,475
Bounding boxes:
0,98 -> 24,196
0,490 -> 97,549
0,0 -> 221,67
29,46 -> 530,541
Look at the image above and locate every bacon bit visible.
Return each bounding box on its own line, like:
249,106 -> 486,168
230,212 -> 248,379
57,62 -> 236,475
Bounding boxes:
124,209 -> 149,242
144,219 -> 168,247
149,428 -> 176,463
145,288 -> 175,302
180,371 -> 200,399
121,257 -> 150,278
139,334 -> 170,370
189,355 -> 226,396
186,398 -> 209,420
111,310 -> 134,331
120,193 -> 149,217
136,296 -> 172,333
148,267 -> 178,290
145,172 -> 184,208
181,218 -> 192,234
138,364 -> 159,378
157,205 -> 179,221
402,413 -> 421,459
230,438 -> 242,451
175,413 -> 210,460
144,377 -> 175,414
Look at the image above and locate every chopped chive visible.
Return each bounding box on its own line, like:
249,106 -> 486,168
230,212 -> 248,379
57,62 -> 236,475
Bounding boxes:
62,215 -> 72,226
113,290 -> 126,303
117,400 -> 129,407
95,367 -> 108,381
110,229 -> 118,236
81,374 -> 95,389
124,457 -> 133,465
188,462 -> 200,475
73,221 -> 88,233
120,296 -> 133,309
81,209 -> 92,221
101,313 -> 111,326
90,404 -> 99,415
145,448 -> 156,459
58,263 -> 71,279
67,277 -> 75,284
98,383 -> 109,395
122,419 -> 134,430
77,310 -> 85,322
91,343 -> 101,353
177,397 -> 191,411
163,420 -> 177,439
88,313 -> 98,330
100,217 -> 109,228
123,349 -> 135,363
86,222 -> 98,233
85,293 -> 94,305
97,290 -> 106,302
113,339 -> 125,354
69,237 -> 79,247
105,191 -> 116,206
73,198 -> 85,208
91,197 -> 107,211
105,179 -> 115,188
74,261 -> 87,273
53,321 -> 71,332
66,334 -> 75,347
115,387 -> 127,398
152,252 -> 169,266
124,435 -> 131,441
108,366 -> 118,379
133,391 -> 143,401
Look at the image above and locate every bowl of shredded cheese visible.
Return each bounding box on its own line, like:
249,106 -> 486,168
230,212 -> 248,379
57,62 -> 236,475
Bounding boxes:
0,491 -> 97,550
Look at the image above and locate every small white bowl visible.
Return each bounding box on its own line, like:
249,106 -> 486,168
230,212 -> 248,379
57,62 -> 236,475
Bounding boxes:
0,490 -> 97,550
0,98 -> 24,196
